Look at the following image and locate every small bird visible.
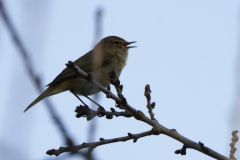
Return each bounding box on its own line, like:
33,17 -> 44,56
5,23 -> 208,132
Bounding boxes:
24,36 -> 136,112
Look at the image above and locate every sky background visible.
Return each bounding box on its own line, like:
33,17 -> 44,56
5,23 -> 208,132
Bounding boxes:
0,0 -> 239,160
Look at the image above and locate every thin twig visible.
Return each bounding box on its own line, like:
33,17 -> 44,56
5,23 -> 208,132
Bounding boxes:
144,84 -> 155,120
75,105 -> 133,120
229,130 -> 238,160
46,129 -> 156,156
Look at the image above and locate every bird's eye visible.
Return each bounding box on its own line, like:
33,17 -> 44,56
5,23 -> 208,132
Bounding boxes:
115,41 -> 120,45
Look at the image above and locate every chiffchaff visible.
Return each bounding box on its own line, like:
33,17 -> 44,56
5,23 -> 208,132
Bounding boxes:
24,36 -> 136,112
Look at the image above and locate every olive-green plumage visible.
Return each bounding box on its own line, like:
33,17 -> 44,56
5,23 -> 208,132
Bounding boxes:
24,36 -> 136,112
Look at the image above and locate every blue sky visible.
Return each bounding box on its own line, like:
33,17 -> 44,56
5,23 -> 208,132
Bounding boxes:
0,0 -> 239,159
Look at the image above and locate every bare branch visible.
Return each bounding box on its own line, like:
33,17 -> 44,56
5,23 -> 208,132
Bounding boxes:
46,129 -> 156,156
65,61 -> 229,160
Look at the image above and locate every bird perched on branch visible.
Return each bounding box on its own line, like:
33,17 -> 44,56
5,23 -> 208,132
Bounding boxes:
24,36 -> 136,112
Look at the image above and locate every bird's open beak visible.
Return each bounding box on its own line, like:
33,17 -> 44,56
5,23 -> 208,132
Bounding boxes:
126,41 -> 136,48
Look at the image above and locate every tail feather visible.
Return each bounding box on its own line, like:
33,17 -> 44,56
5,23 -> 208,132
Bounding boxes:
24,86 -> 63,112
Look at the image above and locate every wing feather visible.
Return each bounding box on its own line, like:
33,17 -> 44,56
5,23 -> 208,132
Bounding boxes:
46,50 -> 112,87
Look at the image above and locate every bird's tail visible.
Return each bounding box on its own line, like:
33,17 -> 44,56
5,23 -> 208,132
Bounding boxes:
24,85 -> 65,112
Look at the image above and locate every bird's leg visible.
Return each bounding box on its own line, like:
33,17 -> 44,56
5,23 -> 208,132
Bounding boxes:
70,90 -> 88,106
84,95 -> 103,108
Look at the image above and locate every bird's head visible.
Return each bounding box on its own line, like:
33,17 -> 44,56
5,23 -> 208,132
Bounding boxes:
95,36 -> 136,56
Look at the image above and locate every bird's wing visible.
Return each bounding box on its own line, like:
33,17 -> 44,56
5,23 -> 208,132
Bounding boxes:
46,50 -> 111,87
